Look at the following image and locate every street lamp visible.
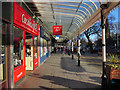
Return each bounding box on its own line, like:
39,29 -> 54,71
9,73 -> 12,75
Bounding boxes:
101,3 -> 108,89
78,35 -> 81,66
72,40 -> 74,59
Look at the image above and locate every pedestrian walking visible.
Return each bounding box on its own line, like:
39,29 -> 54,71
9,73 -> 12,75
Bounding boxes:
63,46 -> 65,55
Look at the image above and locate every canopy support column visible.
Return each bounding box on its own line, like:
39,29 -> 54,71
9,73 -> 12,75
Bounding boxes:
72,40 -> 74,59
78,35 -> 81,66
101,4 -> 108,89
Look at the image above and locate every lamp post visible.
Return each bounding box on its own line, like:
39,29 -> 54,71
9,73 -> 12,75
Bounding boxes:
78,35 -> 81,66
72,40 -> 74,59
100,4 -> 108,89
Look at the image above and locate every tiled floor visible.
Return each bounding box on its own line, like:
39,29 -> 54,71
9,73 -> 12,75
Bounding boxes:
16,53 -> 102,89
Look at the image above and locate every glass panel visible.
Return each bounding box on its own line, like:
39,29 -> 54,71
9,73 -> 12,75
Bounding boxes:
34,35 -> 37,59
40,38 -> 43,57
26,32 -> 33,57
83,2 -> 96,12
14,26 -> 24,67
80,4 -> 93,14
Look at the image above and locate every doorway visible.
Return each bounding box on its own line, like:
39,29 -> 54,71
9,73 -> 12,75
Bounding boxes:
25,32 -> 33,76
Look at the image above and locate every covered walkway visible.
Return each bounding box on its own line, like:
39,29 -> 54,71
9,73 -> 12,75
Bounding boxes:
1,1 -> 120,89
16,53 -> 102,89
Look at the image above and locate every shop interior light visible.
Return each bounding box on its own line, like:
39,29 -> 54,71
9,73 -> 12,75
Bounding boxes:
33,15 -> 36,19
37,20 -> 39,23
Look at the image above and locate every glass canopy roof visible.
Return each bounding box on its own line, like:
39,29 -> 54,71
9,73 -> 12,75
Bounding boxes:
27,0 -> 105,42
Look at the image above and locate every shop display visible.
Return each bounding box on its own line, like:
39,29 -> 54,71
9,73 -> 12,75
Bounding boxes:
14,26 -> 24,67
1,45 -> 5,64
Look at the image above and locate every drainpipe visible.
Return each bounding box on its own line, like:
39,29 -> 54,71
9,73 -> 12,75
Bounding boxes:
100,4 -> 108,89
72,40 -> 74,59
78,35 -> 81,66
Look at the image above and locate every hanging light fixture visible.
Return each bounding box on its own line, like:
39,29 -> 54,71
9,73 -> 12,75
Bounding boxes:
33,14 -> 36,19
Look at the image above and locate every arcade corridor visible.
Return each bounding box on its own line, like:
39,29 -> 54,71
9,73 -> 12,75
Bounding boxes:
1,1 -> 120,89
16,53 -> 102,89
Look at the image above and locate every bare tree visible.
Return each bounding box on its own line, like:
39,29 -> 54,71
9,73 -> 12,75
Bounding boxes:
84,21 -> 101,53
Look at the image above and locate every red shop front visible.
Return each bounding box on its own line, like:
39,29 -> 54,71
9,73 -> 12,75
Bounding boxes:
13,2 -> 39,83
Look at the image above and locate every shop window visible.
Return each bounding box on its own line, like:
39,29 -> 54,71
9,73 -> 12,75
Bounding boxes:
1,23 -> 7,81
14,26 -> 24,68
26,32 -> 33,57
34,35 -> 37,59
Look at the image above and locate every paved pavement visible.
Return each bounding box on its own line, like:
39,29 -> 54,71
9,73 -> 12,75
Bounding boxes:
16,53 -> 102,89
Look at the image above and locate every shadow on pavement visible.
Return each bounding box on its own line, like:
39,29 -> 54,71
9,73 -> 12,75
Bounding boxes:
89,76 -> 101,83
39,86 -> 54,90
40,75 -> 101,89
61,57 -> 86,72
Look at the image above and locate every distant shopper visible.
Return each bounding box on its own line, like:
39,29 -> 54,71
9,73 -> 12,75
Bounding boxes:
68,47 -> 70,56
63,47 -> 65,55
54,47 -> 56,53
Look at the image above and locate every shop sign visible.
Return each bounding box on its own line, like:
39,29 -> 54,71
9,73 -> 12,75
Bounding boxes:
40,27 -> 50,41
35,62 -> 38,65
14,66 -> 25,83
14,2 -> 39,35
53,25 -> 62,35
34,59 -> 38,68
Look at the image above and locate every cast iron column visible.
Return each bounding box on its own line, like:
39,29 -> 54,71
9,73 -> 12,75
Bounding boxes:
72,40 -> 74,59
101,4 -> 108,89
78,35 -> 81,66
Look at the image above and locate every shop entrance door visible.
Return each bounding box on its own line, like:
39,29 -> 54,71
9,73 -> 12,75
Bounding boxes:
0,22 -> 8,88
25,32 -> 33,76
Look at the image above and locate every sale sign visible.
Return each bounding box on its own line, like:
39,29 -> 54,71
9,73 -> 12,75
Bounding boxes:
53,25 -> 62,35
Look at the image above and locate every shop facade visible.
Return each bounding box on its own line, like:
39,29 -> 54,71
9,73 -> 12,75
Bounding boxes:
1,2 -> 53,88
0,2 -> 12,89
39,26 -> 51,64
13,2 -> 39,84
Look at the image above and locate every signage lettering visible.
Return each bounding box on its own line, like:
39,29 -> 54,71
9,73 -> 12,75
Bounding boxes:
35,62 -> 38,65
14,2 -> 39,35
22,14 -> 37,32
53,25 -> 62,35
17,72 -> 23,78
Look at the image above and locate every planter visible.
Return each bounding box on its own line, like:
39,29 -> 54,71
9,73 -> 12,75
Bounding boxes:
106,65 -> 120,80
106,65 -> 120,89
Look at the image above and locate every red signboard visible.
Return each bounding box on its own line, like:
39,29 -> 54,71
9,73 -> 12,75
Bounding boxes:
14,66 -> 25,83
53,25 -> 62,35
14,2 -> 39,35
34,59 -> 38,68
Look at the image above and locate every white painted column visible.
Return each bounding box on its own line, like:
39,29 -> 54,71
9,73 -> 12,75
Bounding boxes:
102,27 -> 106,62
72,40 -> 74,59
78,35 -> 81,66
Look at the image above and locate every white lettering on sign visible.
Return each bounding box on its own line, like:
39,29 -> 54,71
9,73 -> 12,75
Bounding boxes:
35,62 -> 38,65
55,27 -> 61,31
17,72 -> 23,78
22,14 -> 37,32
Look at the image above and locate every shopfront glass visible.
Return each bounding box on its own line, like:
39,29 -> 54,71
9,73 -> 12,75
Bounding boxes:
14,26 -> 24,68
25,32 -> 33,70
34,35 -> 37,59
1,23 -> 7,82
26,32 -> 33,57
